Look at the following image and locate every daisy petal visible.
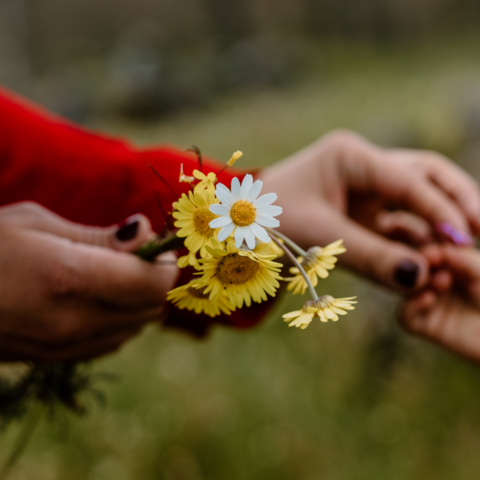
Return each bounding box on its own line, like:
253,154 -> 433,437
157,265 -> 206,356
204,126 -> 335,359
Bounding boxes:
209,204 -> 230,216
215,183 -> 234,207
231,177 -> 241,201
240,174 -> 253,198
253,192 -> 277,209
250,222 -> 271,243
210,216 -> 233,228
244,225 -> 256,249
247,180 -> 263,202
258,205 -> 282,217
255,215 -> 280,228
235,226 -> 245,247
218,222 -> 235,242
218,222 -> 235,241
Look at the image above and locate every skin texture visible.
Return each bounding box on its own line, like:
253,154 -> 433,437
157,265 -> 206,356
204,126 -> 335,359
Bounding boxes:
258,130 -> 480,292
400,245 -> 480,364
0,202 -> 178,362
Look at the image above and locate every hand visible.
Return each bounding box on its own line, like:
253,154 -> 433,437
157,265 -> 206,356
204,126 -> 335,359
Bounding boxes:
258,130 -> 480,291
0,202 -> 178,362
400,245 -> 480,363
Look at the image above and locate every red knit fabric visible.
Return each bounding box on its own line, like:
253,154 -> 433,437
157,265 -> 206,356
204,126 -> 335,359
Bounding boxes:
0,86 -> 272,336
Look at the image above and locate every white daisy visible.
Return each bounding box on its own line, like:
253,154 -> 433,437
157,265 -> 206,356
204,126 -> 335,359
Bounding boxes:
208,174 -> 282,249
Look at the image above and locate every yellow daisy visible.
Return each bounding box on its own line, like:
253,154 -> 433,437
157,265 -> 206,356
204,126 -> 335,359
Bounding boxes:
287,240 -> 346,295
283,296 -> 357,329
196,238 -> 282,308
172,189 -> 219,263
167,281 -> 235,317
193,170 -> 217,193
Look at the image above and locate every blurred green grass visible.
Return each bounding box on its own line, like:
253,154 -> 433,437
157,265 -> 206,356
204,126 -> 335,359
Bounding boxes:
5,36 -> 480,480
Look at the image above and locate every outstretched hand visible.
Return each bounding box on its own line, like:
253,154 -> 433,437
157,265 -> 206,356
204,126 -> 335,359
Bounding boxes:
259,130 -> 480,292
0,202 -> 177,362
400,245 -> 480,363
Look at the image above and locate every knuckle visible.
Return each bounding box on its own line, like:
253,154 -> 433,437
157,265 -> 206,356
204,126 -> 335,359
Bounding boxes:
321,129 -> 360,152
0,201 -> 45,224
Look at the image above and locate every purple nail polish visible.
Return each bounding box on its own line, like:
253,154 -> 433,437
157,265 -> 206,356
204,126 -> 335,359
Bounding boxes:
434,223 -> 474,246
116,215 -> 141,241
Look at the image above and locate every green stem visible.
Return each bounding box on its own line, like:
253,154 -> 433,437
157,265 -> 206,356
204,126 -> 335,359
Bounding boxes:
135,233 -> 184,262
269,234 -> 318,301
0,404 -> 44,479
268,229 -> 308,257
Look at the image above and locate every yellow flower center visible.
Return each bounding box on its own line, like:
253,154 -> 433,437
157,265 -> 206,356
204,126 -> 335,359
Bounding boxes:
216,253 -> 260,285
187,285 -> 210,299
193,208 -> 216,236
230,200 -> 256,226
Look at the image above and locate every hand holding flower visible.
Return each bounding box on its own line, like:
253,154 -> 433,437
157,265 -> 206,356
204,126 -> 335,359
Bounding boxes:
0,202 -> 177,362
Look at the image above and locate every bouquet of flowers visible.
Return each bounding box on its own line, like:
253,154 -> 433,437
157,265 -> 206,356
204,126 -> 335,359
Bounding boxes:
157,149 -> 357,327
0,148 -> 356,475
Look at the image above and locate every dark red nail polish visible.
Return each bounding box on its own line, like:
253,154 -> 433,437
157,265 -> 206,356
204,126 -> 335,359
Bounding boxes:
116,215 -> 140,241
394,260 -> 419,288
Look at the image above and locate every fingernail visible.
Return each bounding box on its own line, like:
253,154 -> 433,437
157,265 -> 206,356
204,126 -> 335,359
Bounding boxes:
394,260 -> 419,288
116,215 -> 140,241
434,222 -> 474,246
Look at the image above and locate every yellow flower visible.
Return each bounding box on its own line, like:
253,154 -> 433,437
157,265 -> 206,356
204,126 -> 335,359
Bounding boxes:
286,240 -> 346,295
177,251 -> 200,269
172,189 -> 219,261
227,150 -> 243,167
283,296 -> 357,329
193,170 -> 217,193
196,238 -> 282,308
167,281 -> 235,317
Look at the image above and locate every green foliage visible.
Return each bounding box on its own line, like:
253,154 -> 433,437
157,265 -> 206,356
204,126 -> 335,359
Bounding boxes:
0,363 -> 110,429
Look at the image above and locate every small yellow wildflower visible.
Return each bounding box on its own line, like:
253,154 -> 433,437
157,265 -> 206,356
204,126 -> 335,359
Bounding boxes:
193,170 -> 217,193
167,281 -> 235,317
287,240 -> 346,295
196,238 -> 282,308
172,189 -> 219,262
227,150 -> 243,167
283,296 -> 357,329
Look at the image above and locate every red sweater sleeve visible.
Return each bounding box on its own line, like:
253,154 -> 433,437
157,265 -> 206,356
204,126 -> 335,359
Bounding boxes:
0,86 -> 273,337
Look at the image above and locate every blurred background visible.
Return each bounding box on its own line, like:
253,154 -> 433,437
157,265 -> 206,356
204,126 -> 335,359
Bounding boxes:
3,0 -> 480,479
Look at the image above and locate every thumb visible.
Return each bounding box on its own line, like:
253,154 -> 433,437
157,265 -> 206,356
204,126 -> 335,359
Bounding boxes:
4,202 -> 155,252
320,208 -> 430,291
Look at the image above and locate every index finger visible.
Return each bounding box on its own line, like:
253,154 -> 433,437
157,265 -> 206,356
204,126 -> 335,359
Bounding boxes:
364,154 -> 471,234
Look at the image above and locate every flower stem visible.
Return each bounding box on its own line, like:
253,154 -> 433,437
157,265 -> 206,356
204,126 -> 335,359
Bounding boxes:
268,229 -> 308,257
269,234 -> 318,301
0,404 -> 44,480
135,233 -> 184,262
